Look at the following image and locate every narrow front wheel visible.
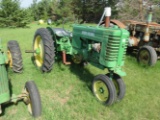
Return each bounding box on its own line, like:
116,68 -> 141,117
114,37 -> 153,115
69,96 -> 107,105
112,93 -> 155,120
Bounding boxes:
106,73 -> 126,101
92,74 -> 116,105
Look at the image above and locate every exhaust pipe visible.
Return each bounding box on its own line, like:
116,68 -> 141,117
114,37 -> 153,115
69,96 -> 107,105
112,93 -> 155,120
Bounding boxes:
105,7 -> 111,27
97,7 -> 111,27
62,51 -> 71,65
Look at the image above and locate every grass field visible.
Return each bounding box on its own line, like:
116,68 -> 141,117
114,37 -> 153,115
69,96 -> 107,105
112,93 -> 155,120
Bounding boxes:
0,23 -> 160,120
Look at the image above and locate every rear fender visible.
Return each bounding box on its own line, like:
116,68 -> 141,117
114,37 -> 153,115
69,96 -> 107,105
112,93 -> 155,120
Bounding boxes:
46,27 -> 71,39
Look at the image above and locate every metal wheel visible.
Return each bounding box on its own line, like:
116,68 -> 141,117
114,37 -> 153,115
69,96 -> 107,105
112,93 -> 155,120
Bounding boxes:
34,35 -> 44,67
92,74 -> 116,105
137,46 -> 157,66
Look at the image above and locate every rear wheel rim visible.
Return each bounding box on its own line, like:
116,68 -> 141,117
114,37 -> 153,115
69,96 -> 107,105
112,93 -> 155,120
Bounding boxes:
93,80 -> 109,102
139,50 -> 149,64
34,35 -> 44,67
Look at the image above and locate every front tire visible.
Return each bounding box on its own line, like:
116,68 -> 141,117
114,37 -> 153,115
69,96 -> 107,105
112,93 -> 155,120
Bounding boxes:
92,74 -> 116,105
137,46 -> 157,66
32,28 -> 55,72
7,40 -> 23,73
106,73 -> 126,101
24,81 -> 41,118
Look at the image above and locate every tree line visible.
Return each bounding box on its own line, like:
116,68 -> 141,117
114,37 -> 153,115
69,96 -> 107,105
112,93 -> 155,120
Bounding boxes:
0,0 -> 159,27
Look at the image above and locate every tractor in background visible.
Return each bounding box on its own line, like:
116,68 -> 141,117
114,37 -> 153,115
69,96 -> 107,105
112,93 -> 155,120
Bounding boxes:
122,8 -> 160,66
26,7 -> 129,105
0,40 -> 41,117
101,8 -> 160,66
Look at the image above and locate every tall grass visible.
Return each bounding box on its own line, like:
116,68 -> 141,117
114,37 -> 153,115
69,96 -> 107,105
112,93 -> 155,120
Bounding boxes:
0,23 -> 160,120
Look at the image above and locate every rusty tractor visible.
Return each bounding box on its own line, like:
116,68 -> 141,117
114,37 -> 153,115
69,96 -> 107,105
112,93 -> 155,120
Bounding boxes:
101,8 -> 160,66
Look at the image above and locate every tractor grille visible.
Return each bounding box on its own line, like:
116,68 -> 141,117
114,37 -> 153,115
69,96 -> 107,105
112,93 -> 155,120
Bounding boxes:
106,35 -> 127,61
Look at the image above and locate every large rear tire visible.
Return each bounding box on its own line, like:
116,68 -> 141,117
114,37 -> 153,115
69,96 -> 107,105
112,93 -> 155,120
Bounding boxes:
24,81 -> 41,118
7,40 -> 23,73
32,28 -> 55,72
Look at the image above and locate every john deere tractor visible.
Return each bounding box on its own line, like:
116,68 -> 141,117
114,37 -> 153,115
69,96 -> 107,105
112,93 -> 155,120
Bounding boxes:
27,7 -> 129,105
0,40 -> 41,117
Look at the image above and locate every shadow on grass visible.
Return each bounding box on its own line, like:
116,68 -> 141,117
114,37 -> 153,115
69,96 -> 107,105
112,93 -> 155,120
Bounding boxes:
55,54 -> 95,90
68,62 -> 95,91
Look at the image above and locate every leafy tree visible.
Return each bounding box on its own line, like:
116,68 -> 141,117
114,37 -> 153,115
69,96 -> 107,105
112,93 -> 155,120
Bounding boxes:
29,0 -> 39,21
29,0 -> 118,24
117,0 -> 160,22
0,0 -> 30,27
37,0 -> 75,25
71,0 -> 118,23
30,0 -> 54,21
150,0 -> 160,22
36,0 -> 51,20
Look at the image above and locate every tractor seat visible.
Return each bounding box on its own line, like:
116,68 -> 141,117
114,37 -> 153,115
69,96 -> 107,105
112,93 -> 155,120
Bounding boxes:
53,28 -> 72,37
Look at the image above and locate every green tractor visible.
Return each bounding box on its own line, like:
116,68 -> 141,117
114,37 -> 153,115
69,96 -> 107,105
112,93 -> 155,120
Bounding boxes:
27,7 -> 129,105
0,40 -> 41,117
